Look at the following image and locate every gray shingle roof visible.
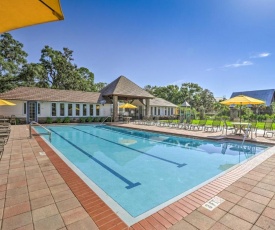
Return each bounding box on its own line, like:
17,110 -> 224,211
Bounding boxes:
0,87 -> 102,103
100,76 -> 154,99
231,89 -> 275,106
150,98 -> 178,107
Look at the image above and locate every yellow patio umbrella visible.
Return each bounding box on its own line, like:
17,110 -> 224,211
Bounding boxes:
0,99 -> 16,106
119,103 -> 137,109
220,95 -> 265,123
0,0 -> 64,33
220,95 -> 265,106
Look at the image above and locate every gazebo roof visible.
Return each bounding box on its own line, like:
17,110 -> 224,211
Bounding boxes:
100,76 -> 154,99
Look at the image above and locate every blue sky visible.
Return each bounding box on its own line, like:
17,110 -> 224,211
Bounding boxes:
10,0 -> 275,98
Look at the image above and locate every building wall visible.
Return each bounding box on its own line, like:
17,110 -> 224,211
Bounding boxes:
0,100 -> 25,117
0,100 -> 113,122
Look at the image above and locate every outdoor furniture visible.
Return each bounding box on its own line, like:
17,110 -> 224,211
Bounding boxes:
263,121 -> 273,137
10,115 -> 16,125
222,121 -> 235,135
205,120 -> 222,132
190,120 -> 207,131
231,122 -> 250,135
124,116 -> 132,124
243,121 -> 258,138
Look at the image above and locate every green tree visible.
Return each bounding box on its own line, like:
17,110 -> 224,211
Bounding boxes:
0,33 -> 28,92
38,46 -> 95,91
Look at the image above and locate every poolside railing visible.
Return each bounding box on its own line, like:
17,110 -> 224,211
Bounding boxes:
100,116 -> 112,125
29,121 -> 52,142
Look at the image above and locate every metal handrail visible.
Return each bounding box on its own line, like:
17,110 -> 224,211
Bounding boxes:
29,121 -> 52,142
100,116 -> 112,125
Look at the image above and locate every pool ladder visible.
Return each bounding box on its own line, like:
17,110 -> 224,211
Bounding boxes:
29,121 -> 52,142
100,116 -> 112,125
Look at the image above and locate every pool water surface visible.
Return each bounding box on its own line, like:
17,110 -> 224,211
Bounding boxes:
34,124 -> 268,219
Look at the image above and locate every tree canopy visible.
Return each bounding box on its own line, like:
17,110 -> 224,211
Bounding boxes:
0,33 -> 106,93
144,82 -> 216,112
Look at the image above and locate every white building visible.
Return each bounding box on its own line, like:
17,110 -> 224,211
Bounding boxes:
0,76 -> 178,123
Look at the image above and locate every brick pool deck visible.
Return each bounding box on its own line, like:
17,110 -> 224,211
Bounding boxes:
0,124 -> 274,230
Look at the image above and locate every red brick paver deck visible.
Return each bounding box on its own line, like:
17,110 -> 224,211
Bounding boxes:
0,124 -> 275,230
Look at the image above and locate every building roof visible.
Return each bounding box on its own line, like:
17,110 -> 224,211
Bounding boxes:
149,97 -> 178,107
231,89 -> 275,106
0,87 -> 103,103
100,76 -> 154,99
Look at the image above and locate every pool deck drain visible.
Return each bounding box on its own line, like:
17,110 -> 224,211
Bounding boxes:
0,124 -> 275,230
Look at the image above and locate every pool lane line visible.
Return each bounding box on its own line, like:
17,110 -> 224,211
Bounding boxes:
73,127 -> 187,168
49,128 -> 141,189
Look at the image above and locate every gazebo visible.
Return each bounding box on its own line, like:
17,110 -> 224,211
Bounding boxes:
100,76 -> 154,121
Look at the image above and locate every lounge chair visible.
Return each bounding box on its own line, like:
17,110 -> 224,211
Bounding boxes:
205,120 -> 222,132
190,120 -> 207,131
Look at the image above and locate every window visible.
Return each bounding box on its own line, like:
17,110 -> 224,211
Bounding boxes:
76,104 -> 80,116
83,104 -> 87,116
37,103 -> 41,115
51,103 -> 56,116
151,107 -> 153,116
96,105 -> 100,116
154,107 -> 156,115
60,103 -> 65,116
165,107 -> 167,115
68,104 -> 72,116
23,102 -> 27,114
158,108 -> 160,115
171,108 -> 173,115
90,104 -> 93,116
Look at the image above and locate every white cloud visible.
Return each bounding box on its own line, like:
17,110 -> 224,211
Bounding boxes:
223,60 -> 253,68
250,52 -> 271,58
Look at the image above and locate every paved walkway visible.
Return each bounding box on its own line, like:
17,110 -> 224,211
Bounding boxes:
0,124 -> 274,230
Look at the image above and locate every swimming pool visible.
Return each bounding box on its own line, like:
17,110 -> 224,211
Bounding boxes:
34,124 -> 267,222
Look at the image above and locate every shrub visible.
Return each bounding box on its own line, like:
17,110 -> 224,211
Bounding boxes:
63,117 -> 71,123
56,117 -> 63,123
46,117 -> 52,124
80,117 -> 86,123
86,117 -> 93,122
94,117 -> 100,122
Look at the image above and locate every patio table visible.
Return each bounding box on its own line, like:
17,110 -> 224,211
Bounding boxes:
124,117 -> 132,123
231,122 -> 250,135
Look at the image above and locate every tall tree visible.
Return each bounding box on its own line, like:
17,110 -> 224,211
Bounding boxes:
0,33 -> 28,92
38,46 -> 96,91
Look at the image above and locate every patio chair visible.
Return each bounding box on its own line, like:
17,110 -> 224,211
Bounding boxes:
263,121 -> 273,137
222,121 -> 235,135
244,120 -> 258,138
10,115 -> 16,125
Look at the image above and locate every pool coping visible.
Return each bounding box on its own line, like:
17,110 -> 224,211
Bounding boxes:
32,124 -> 275,229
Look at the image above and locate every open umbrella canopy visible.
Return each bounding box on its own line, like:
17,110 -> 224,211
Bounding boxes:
119,103 -> 137,109
220,95 -> 265,105
0,0 -> 64,33
0,99 -> 16,106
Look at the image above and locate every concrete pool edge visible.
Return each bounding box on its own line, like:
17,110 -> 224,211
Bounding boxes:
32,125 -> 275,229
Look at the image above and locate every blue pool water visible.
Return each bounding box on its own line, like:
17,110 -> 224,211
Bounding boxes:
35,125 -> 267,217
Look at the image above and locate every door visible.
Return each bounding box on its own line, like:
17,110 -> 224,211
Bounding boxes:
27,101 -> 38,123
